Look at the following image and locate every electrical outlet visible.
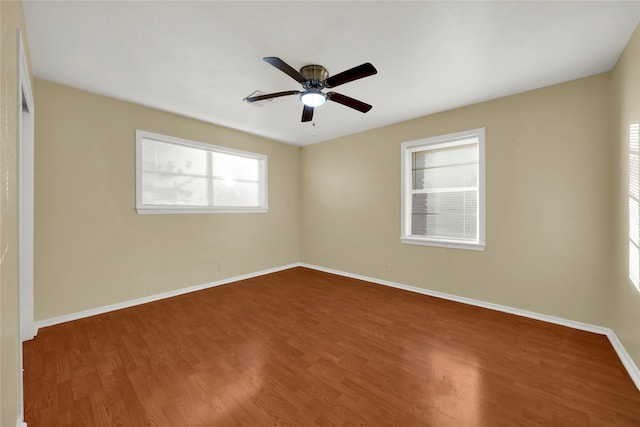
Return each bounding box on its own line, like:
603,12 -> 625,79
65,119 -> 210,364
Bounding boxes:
385,263 -> 392,272
217,262 -> 224,271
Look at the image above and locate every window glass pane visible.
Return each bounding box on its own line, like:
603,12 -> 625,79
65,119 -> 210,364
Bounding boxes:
142,173 -> 208,206
630,153 -> 639,199
426,214 -> 477,240
142,139 -> 207,176
411,191 -> 477,241
413,163 -> 477,190
411,193 -> 427,235
137,131 -> 267,213
631,198 -> 639,246
630,241 -> 639,289
413,142 -> 477,169
212,178 -> 259,207
412,191 -> 478,215
212,152 -> 259,181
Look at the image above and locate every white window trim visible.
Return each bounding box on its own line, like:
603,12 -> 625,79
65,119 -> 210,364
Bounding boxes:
136,130 -> 268,214
400,128 -> 486,251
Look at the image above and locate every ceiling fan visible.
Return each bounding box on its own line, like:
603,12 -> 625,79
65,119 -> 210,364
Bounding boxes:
243,57 -> 377,122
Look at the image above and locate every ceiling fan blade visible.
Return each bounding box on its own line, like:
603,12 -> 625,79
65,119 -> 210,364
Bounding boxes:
324,62 -> 377,88
244,90 -> 300,102
327,92 -> 373,113
263,57 -> 307,83
301,105 -> 314,122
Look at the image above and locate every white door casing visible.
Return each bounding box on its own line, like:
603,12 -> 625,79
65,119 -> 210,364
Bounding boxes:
17,28 -> 35,427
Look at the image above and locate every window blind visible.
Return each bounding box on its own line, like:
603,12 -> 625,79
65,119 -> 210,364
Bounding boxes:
629,123 -> 639,290
411,140 -> 479,242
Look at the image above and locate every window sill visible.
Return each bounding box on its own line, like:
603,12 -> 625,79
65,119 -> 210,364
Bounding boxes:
137,207 -> 268,215
401,237 -> 486,251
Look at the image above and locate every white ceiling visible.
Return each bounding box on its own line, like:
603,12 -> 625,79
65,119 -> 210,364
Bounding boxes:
23,1 -> 640,146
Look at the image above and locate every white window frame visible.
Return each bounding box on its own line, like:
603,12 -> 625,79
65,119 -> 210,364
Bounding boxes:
400,128 -> 486,251
136,130 -> 268,214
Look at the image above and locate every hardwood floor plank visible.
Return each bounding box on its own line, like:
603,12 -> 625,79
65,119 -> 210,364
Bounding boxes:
24,267 -> 640,426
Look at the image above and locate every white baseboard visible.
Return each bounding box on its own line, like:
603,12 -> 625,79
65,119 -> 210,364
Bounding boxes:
605,329 -> 640,391
17,414 -> 27,427
32,261 -> 640,392
21,323 -> 37,342
34,263 -> 300,331
299,263 -> 640,391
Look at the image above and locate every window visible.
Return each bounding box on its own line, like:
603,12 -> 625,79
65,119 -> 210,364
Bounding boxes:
629,123 -> 640,290
401,128 -> 485,251
136,130 -> 267,214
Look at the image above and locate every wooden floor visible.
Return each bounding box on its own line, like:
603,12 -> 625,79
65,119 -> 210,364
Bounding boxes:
24,267 -> 640,426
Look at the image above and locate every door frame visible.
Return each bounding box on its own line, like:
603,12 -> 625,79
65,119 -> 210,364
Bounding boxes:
17,28 -> 35,427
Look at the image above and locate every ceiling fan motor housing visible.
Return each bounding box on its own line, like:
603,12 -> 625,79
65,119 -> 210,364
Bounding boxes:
300,65 -> 329,88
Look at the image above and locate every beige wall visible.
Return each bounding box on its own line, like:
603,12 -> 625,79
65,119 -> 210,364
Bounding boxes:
34,80 -> 301,320
611,25 -> 640,366
301,74 -> 612,326
1,1 -> 31,426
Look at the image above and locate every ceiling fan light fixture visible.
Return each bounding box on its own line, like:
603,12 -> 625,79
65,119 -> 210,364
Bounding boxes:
300,89 -> 326,107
